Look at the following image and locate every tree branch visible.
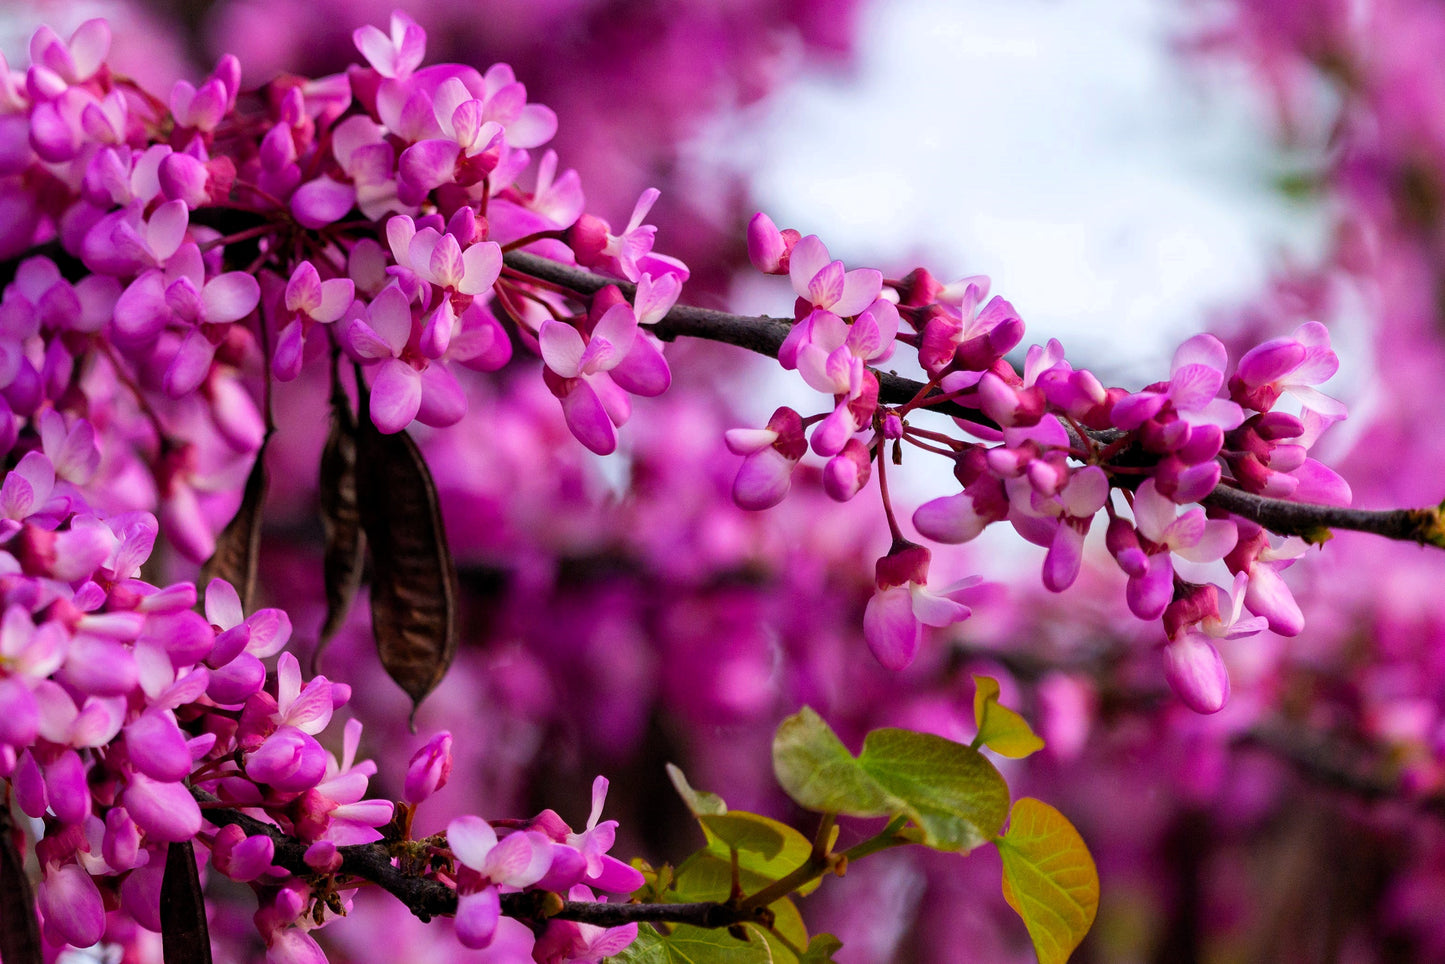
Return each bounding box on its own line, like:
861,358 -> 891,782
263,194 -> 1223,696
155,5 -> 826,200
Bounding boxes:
503,251 -> 1445,551
192,789 -> 765,929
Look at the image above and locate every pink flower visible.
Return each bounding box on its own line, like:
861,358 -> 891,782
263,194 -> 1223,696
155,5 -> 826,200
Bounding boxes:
353,11 -> 427,80
788,235 -> 883,318
447,815 -> 552,949
863,541 -> 978,670
725,407 -> 807,510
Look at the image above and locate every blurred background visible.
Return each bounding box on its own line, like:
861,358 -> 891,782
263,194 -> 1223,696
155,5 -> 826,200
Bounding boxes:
10,1 -> 1445,962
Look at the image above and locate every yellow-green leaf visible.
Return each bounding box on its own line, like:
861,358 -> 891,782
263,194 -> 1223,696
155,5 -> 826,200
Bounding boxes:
668,764 -> 728,817
670,850 -> 810,951
772,707 -> 1010,853
797,934 -> 844,963
700,814 -> 785,859
607,923 -> 774,964
997,798 -> 1098,964
972,675 -> 1045,759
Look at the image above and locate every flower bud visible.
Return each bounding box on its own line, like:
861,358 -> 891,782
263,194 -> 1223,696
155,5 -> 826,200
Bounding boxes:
403,731 -> 454,805
1162,635 -> 1231,714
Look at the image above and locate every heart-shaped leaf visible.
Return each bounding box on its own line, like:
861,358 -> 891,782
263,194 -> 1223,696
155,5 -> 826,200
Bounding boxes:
772,707 -> 1010,853
998,798 -> 1098,964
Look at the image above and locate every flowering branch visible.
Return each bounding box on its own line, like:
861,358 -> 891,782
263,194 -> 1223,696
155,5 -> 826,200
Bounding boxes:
194,788 -> 800,931
502,251 -> 1445,551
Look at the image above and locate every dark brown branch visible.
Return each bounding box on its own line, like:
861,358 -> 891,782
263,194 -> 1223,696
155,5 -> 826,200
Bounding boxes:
1203,486 -> 1445,548
503,251 -> 1445,551
192,789 -> 766,929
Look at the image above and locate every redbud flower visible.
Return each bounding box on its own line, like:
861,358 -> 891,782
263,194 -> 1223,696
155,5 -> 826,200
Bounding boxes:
788,235 -> 883,318
863,540 -> 978,670
725,407 -> 807,510
447,816 -> 553,949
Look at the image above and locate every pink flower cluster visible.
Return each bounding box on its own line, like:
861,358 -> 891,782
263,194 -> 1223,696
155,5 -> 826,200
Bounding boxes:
738,216 -> 1349,711
0,424 -> 391,956
0,12 -> 690,482
0,417 -> 641,961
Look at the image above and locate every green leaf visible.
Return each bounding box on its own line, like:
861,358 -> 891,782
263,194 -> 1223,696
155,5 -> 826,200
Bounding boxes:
699,813 -> 786,860
972,675 -> 1045,759
997,798 -> 1099,964
706,812 -> 826,898
772,707 -> 1010,853
670,851 -> 810,953
668,763 -> 728,817
797,934 -> 844,963
607,923 -> 774,964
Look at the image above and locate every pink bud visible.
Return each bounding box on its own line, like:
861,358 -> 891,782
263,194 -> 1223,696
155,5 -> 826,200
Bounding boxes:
746,212 -> 789,274
103,806 -> 142,871
304,840 -> 342,874
39,863 -> 105,948
403,731 -> 454,805
823,439 -> 872,502
246,725 -> 327,792
1162,635 -> 1230,714
212,824 -> 276,881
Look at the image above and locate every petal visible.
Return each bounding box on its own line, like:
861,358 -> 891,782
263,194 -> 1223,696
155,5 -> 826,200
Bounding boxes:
1245,564 -> 1305,636
1170,332 -> 1227,376
146,199 -> 189,263
1177,518 -> 1238,563
291,177 -> 356,229
447,815 -> 499,870
200,273 -> 261,324
506,103 -> 558,149
540,321 -> 586,378
608,333 -> 671,397
366,285 -> 414,354
732,447 -> 794,510
39,865 -> 105,948
1061,466 -> 1109,517
910,583 -> 971,627
863,586 -> 921,670
370,360 -> 422,433
1130,479 -> 1175,544
1163,636 -> 1230,714
832,267 -> 884,317
1167,363 -> 1225,411
560,379 -> 617,455
416,363 -> 468,428
788,236 -> 830,298
457,242 -> 502,295
123,773 -> 203,841
1289,458 -> 1352,506
913,492 -> 988,544
399,139 -> 460,192
1042,523 -> 1085,592
455,887 -> 502,949
163,329 -> 217,397
1237,338 -> 1306,387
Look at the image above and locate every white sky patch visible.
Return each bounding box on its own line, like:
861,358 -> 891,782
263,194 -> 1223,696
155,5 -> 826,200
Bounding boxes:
734,0 -> 1327,381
